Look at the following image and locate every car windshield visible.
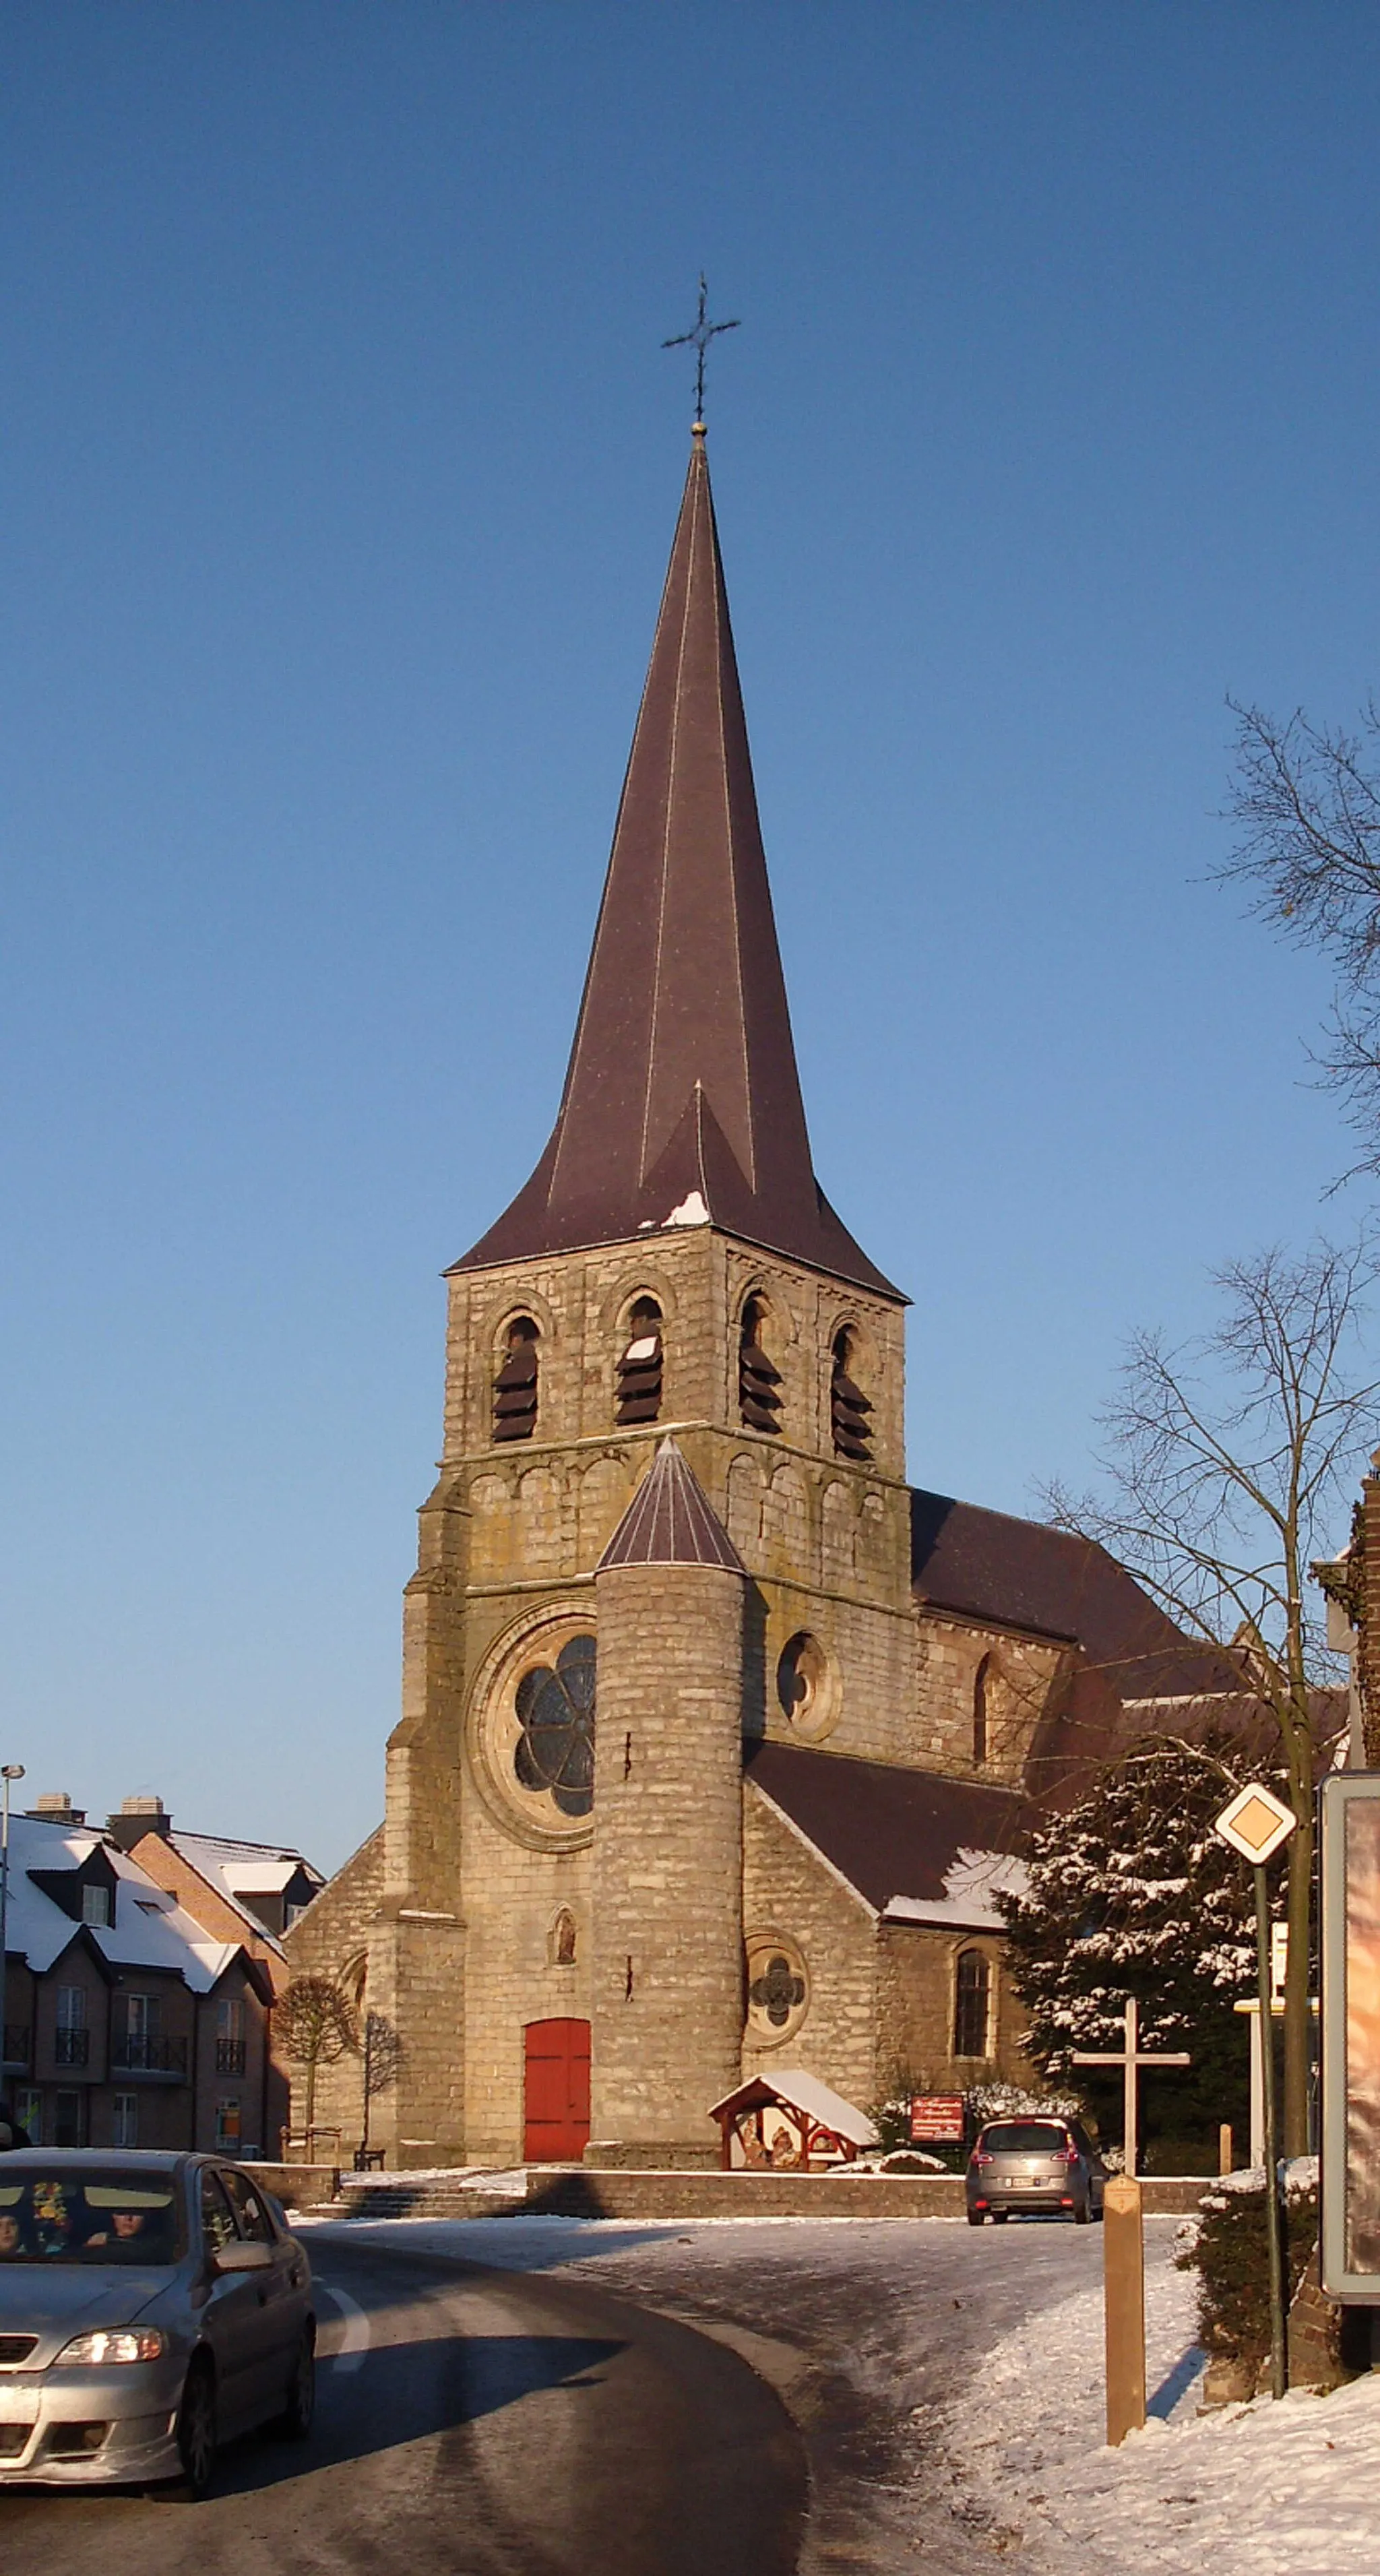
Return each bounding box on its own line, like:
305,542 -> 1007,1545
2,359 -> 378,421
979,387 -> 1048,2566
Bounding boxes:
979,2123 -> 1070,2154
0,2171 -> 183,2265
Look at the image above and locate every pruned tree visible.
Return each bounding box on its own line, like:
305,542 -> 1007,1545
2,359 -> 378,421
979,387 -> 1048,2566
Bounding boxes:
278,1975 -> 356,2143
1220,697 -> 1380,1169
999,1736 -> 1270,2162
1045,1237 -> 1379,2154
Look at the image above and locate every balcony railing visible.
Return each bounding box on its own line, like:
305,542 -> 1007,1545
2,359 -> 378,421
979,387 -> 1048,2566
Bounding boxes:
54,2028 -> 90,2067
111,2032 -> 187,2076
215,2038 -> 246,2075
1,2024 -> 30,2069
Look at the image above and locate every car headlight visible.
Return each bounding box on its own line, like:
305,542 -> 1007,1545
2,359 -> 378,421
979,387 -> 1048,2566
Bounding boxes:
55,2329 -> 167,2366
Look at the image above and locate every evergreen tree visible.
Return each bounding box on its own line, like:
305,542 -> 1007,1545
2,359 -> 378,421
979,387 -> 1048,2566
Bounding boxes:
999,1738 -> 1276,2157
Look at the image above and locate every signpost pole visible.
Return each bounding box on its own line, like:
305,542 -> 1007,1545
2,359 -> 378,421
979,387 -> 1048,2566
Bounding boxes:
1255,1860 -> 1288,2400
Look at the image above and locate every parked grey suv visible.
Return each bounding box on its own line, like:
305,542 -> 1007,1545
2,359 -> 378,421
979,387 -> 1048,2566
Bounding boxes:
966,2116 -> 1108,2224
0,2149 -> 315,2494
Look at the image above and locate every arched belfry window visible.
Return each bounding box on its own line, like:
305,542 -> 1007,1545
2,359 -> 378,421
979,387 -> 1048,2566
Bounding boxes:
493,1317 -> 540,1443
953,1949 -> 991,2060
616,1297 -> 664,1426
973,1654 -> 991,1767
739,1296 -> 782,1435
830,1327 -> 873,1463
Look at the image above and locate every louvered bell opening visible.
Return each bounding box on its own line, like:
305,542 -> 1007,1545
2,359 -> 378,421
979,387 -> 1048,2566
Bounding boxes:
831,1369 -> 872,1463
493,1343 -> 538,1442
740,1343 -> 782,1435
616,1331 -> 663,1428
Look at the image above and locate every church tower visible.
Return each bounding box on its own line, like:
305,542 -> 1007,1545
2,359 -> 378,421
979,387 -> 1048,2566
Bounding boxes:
375,422 -> 912,2168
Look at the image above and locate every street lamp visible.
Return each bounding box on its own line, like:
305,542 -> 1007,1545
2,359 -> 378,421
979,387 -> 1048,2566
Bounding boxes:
0,1764 -> 25,2106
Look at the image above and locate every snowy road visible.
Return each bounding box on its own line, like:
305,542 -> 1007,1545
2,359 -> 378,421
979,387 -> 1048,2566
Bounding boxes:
303,2208 -> 1155,2572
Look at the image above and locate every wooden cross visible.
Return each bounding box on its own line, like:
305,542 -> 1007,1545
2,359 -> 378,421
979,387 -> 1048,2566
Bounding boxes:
662,274 -> 741,425
1071,1997 -> 1190,2180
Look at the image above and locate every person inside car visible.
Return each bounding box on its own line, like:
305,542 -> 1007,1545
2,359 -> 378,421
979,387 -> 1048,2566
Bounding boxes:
0,2104 -> 30,2154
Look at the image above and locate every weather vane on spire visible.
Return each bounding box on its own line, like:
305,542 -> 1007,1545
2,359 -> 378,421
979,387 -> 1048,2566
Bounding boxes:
662,274 -> 740,427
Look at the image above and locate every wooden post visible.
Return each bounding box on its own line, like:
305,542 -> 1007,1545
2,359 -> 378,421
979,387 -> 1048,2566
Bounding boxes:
1219,2121 -> 1234,2175
1103,2175 -> 1146,2446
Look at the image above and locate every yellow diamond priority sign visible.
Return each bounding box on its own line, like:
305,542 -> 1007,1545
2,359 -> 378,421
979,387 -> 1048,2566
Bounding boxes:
1214,1781 -> 1296,1866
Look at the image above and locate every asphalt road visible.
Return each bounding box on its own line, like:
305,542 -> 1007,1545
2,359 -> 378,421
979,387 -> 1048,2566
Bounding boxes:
0,2236 -> 807,2576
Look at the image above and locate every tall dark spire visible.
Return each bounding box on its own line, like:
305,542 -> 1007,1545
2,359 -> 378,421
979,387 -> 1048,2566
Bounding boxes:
456,431 -> 898,1297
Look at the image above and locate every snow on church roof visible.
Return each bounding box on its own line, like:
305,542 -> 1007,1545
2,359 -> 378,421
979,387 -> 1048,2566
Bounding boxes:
746,1738 -> 1028,1926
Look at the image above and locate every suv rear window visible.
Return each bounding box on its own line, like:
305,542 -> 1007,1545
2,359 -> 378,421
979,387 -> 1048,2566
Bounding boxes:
978,2122 -> 1071,2154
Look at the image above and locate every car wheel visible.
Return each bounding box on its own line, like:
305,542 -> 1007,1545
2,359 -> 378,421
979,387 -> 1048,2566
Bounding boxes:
966,2209 -> 984,2226
276,2327 -> 317,2440
1073,2194 -> 1090,2224
991,2210 -> 1009,2224
174,2356 -> 218,2499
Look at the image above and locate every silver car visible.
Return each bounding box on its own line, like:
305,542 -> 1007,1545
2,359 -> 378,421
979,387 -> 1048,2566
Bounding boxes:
0,2149 -> 315,2494
965,2116 -> 1108,2224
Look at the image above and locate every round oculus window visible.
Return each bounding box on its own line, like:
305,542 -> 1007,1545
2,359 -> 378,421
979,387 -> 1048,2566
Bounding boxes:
745,1930 -> 810,2045
776,1632 -> 841,1743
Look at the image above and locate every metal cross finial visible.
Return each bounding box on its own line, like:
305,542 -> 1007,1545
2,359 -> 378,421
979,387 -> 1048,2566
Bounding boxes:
662,274 -> 740,426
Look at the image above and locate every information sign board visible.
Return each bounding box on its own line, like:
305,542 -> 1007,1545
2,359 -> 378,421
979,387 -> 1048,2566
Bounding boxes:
910,2095 -> 965,2143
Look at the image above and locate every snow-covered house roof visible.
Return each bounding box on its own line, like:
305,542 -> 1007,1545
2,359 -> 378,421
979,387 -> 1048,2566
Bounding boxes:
161,1830 -> 323,1953
3,1815 -> 257,1993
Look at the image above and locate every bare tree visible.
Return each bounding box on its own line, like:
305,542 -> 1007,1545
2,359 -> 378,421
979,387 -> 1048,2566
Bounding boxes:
1045,1236 -> 1380,2154
278,1975 -> 356,2146
359,2011 -> 403,2162
1220,698 -> 1380,1166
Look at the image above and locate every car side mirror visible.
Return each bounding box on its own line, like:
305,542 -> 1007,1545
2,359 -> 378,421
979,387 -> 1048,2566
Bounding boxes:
213,2239 -> 273,2273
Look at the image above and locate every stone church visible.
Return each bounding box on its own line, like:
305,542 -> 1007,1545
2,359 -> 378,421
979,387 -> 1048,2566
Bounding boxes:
286,425 -> 1239,2169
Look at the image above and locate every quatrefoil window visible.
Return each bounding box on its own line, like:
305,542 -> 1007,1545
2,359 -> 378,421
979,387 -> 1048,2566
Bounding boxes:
749,1953 -> 806,2028
514,1635 -> 596,1817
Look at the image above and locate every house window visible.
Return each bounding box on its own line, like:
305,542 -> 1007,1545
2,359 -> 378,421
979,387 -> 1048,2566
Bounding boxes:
615,1298 -> 664,1426
739,1296 -> 782,1434
493,1316 -> 540,1442
216,1997 -> 246,2075
829,1327 -> 872,1463
214,2098 -> 243,2154
53,2090 -> 84,2149
953,1949 -> 992,2060
126,1992 -> 162,2038
113,2094 -> 138,2149
81,1882 -> 112,1928
973,1654 -> 991,1766
55,1986 -> 88,2068
14,2088 -> 40,2144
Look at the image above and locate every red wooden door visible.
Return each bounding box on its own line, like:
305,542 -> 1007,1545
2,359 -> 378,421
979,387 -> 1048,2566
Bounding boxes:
523,2018 -> 591,2162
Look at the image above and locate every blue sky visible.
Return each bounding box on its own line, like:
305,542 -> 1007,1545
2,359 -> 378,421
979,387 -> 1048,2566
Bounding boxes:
3,4 -> 1377,1866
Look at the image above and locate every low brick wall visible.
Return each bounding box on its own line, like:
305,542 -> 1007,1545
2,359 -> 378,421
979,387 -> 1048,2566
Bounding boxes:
244,2161 -> 340,2208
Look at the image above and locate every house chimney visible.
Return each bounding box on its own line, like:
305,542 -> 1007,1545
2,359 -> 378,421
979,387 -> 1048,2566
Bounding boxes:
28,1791 -> 85,1826
105,1794 -> 172,1852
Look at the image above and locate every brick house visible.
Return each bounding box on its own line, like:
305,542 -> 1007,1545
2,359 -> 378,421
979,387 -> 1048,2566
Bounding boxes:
1,1802 -> 276,2157
286,422 -> 1258,2170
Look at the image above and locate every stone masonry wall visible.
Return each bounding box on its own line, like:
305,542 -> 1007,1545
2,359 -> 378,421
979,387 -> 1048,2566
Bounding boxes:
589,1560 -> 746,2160
741,1778 -> 879,2109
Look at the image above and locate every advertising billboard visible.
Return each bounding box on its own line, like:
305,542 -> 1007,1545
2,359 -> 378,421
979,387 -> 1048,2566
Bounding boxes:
1320,1773 -> 1380,2298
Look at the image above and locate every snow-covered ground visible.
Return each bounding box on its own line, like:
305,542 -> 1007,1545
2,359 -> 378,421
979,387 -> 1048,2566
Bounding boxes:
301,2207 -> 1380,2575
944,2222 -> 1380,2576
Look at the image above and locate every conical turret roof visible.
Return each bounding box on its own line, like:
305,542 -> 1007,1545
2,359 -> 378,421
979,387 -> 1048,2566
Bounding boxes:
597,1437 -> 746,1573
455,431 -> 898,1298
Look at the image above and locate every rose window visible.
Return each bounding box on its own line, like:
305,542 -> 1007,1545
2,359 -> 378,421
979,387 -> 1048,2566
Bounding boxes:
514,1635 -> 596,1817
